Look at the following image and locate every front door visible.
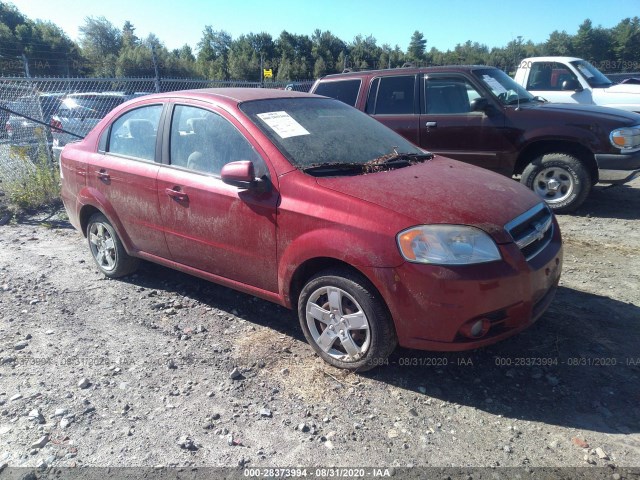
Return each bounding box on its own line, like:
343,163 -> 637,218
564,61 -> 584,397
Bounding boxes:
156,103 -> 279,293
525,61 -> 593,104
419,74 -> 505,170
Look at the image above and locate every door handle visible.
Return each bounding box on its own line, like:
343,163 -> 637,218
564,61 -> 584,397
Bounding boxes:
96,169 -> 110,181
425,121 -> 437,128
165,187 -> 188,202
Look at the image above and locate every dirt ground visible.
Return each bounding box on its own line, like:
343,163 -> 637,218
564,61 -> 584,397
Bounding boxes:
0,177 -> 639,477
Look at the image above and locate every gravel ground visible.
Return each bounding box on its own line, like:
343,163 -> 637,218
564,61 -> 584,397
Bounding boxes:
0,178 -> 639,477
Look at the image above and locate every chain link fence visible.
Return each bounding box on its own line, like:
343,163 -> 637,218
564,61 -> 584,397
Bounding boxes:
0,77 -> 314,173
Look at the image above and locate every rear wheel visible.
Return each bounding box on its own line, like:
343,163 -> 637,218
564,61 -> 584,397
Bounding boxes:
521,153 -> 591,213
86,213 -> 139,278
298,268 -> 396,371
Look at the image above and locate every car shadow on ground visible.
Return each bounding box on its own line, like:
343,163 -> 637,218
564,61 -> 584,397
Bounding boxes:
122,260 -> 640,434
125,260 -> 308,345
364,285 -> 640,434
571,182 -> 640,220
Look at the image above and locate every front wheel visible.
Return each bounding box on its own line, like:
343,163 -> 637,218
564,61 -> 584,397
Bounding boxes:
298,268 -> 397,371
86,213 -> 139,278
521,153 -> 591,213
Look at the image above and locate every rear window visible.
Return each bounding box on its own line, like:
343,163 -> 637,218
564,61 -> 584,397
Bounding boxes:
313,79 -> 361,107
366,75 -> 416,115
60,96 -> 125,118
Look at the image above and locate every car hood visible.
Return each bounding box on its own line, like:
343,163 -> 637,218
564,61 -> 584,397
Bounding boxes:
601,82 -> 640,95
315,156 -> 542,244
525,101 -> 640,123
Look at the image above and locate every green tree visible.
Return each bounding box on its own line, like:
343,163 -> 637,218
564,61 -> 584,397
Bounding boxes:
611,17 -> 640,69
121,20 -> 138,49
196,27 -> 232,79
542,30 -> 574,56
349,34 -> 380,69
406,31 -> 426,63
313,56 -> 326,77
79,16 -> 121,76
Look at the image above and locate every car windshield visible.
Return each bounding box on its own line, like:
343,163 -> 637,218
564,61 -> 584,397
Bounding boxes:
240,97 -> 425,174
472,68 -> 536,106
570,60 -> 614,88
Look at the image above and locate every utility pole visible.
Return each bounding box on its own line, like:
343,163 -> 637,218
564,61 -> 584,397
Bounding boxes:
21,53 -> 30,77
260,53 -> 264,87
151,45 -> 161,93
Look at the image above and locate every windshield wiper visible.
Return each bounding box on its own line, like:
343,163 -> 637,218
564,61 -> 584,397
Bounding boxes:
302,162 -> 365,176
506,97 -> 533,106
365,151 -> 433,169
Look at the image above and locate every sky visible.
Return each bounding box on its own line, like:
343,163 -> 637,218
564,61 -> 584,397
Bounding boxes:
7,0 -> 638,53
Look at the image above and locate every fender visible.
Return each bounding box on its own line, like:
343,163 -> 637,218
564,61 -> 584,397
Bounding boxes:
518,126 -> 600,154
76,186 -> 137,255
277,226 -> 404,307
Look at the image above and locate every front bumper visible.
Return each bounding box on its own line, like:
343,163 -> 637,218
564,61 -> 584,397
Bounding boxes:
596,151 -> 640,184
365,222 -> 563,351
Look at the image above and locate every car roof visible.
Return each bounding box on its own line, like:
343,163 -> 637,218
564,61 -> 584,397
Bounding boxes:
318,65 -> 495,80
520,56 -> 583,63
140,88 -> 318,104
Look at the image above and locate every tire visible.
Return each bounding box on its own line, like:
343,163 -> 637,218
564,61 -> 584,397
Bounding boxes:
86,213 -> 139,278
521,153 -> 591,213
297,268 -> 397,372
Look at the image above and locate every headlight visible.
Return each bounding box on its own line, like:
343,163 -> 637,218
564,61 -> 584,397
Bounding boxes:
397,225 -> 501,265
610,125 -> 640,151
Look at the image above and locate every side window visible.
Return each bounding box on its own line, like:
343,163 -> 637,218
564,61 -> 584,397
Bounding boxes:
313,80 -> 361,107
170,105 -> 266,177
527,62 -> 578,90
108,105 -> 162,161
424,76 -> 480,114
369,76 -> 415,115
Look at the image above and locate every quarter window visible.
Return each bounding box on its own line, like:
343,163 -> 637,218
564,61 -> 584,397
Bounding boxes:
170,105 -> 265,176
108,105 -> 162,161
313,79 -> 361,107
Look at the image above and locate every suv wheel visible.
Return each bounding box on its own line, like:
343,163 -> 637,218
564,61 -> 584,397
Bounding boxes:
298,268 -> 397,371
86,213 -> 139,278
521,153 -> 591,213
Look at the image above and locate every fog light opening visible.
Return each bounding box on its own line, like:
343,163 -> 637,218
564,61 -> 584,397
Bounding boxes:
459,318 -> 491,339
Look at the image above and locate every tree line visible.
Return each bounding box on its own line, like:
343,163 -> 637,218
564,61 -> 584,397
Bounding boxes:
1,2 -> 639,80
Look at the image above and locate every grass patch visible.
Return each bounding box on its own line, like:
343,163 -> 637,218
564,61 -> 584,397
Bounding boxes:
0,142 -> 61,213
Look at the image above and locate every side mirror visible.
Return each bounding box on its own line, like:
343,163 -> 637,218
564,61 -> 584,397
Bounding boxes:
561,79 -> 583,92
221,161 -> 270,192
470,97 -> 489,112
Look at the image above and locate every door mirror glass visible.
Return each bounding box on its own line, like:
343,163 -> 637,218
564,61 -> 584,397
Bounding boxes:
561,79 -> 583,92
470,97 -> 489,112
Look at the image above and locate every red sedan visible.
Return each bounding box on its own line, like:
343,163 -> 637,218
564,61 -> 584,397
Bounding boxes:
59,88 -> 562,371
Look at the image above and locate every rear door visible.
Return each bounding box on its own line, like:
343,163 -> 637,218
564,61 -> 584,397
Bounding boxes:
419,73 -> 505,170
87,103 -> 170,257
366,74 -> 420,145
156,102 -> 279,292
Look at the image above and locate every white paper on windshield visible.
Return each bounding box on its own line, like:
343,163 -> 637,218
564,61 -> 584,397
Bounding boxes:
257,111 -> 310,138
482,75 -> 508,94
577,65 -> 594,78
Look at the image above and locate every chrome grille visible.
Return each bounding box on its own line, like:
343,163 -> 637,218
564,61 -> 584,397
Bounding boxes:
505,203 -> 554,261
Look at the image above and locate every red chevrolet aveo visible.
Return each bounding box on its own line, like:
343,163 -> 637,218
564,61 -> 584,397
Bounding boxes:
60,88 -> 562,371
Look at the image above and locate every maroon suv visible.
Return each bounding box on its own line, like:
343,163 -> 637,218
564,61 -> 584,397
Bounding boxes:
60,88 -> 562,371
311,66 -> 640,213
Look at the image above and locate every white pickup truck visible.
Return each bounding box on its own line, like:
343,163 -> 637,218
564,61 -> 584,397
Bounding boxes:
514,57 -> 640,113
